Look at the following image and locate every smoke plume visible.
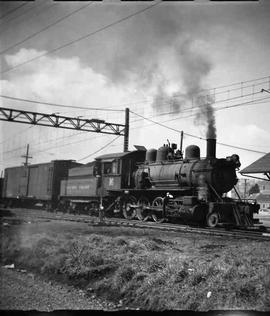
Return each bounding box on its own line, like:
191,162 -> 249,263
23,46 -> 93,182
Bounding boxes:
194,97 -> 217,139
102,6 -> 217,139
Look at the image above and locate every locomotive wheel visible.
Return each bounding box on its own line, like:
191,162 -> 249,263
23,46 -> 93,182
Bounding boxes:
122,195 -> 137,220
206,212 -> 219,228
137,196 -> 150,221
151,197 -> 165,223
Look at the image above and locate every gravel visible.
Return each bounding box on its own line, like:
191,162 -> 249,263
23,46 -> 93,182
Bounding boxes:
0,267 -> 118,311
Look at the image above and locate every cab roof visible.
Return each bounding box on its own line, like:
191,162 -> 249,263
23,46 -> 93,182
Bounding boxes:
95,151 -> 134,160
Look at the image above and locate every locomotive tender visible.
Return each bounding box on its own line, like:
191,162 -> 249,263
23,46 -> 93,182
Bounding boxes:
1,138 -> 260,228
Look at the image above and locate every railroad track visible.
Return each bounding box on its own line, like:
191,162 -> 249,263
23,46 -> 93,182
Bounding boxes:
3,208 -> 270,241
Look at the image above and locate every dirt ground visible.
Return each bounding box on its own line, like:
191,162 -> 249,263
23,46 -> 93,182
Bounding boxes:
0,266 -> 118,311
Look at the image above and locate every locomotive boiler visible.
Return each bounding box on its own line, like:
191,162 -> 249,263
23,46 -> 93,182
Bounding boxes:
136,139 -> 240,193
129,138 -> 259,227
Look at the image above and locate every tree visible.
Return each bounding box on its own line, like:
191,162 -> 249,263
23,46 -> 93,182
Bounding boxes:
248,183 -> 260,195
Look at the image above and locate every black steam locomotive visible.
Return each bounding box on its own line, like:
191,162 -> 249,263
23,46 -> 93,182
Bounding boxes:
2,138 -> 260,228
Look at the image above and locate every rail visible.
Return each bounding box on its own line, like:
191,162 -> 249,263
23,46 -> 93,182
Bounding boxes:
3,208 -> 270,241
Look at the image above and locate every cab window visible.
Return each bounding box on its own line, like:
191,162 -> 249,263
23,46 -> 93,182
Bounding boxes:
104,162 -> 112,174
112,160 -> 119,174
103,159 -> 119,175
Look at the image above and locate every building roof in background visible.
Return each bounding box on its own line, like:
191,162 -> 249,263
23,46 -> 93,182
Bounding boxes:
240,153 -> 270,174
250,193 -> 270,202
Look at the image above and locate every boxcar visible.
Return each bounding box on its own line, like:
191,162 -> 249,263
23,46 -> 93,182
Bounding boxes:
2,166 -> 28,201
2,160 -> 80,208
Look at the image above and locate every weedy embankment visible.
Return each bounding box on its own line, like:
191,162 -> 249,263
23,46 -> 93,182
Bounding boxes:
1,220 -> 269,311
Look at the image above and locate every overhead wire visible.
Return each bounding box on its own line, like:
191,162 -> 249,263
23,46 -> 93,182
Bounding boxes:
0,2 -> 93,55
0,95 -> 125,112
2,95 -> 269,159
0,76 -> 268,115
31,96 -> 269,158
0,125 -> 34,146
130,95 -> 270,125
0,3 -> 28,20
1,78 -> 269,163
130,91 -> 269,123
0,1 -> 56,35
1,1 -> 161,75
78,135 -> 121,162
130,97 -> 269,155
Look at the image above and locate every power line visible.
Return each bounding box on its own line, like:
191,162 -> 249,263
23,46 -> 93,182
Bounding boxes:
207,75 -> 270,91
2,95 -> 269,157
0,3 -> 28,20
1,76 -> 268,115
0,3 -> 92,55
0,94 -> 124,112
131,95 -> 270,125
3,130 -> 107,159
0,2 -> 55,35
2,85 -> 269,162
1,1 -> 161,75
135,90 -> 269,122
130,97 -> 269,155
78,135 -> 121,162
83,76 -> 269,113
0,125 -> 34,146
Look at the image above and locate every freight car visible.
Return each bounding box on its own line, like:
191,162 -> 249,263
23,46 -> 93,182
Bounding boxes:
2,160 -> 80,209
58,139 -> 260,228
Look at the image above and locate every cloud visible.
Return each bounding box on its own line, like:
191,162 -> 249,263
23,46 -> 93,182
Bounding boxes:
2,48 -> 135,114
4,48 -> 46,68
1,48 -> 139,168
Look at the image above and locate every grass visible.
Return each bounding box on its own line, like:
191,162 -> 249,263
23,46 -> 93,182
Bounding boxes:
0,219 -> 269,311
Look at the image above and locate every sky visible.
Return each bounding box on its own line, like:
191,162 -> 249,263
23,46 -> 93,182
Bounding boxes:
0,0 -> 270,178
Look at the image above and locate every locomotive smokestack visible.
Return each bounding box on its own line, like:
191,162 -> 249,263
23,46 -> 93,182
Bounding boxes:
206,138 -> 216,158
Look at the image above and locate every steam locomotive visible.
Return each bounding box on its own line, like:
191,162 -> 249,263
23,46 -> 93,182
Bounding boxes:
2,138 -> 260,228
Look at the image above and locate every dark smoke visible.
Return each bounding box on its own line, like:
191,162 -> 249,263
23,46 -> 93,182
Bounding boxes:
152,82 -> 185,113
175,40 -> 217,139
194,97 -> 217,139
103,6 -> 217,139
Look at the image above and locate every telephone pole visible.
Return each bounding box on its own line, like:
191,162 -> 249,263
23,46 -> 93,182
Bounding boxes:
21,144 -> 32,166
244,179 -> 248,199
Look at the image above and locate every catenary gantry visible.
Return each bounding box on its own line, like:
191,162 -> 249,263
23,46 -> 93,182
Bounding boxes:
0,107 -> 130,152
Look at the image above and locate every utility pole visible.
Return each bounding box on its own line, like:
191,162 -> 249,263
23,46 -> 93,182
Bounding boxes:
21,144 -> 32,166
243,179 -> 248,199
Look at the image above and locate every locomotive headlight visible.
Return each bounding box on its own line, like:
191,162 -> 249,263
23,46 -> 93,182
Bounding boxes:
124,190 -> 129,195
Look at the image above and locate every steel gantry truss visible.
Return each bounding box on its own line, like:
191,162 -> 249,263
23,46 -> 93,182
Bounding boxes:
0,107 -> 130,152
